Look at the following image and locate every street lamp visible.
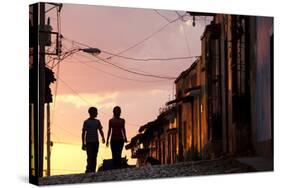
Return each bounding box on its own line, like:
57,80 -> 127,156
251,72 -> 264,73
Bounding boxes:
80,47 -> 101,55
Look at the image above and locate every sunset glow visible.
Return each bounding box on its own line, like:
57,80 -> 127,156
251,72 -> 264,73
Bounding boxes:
41,3 -> 208,176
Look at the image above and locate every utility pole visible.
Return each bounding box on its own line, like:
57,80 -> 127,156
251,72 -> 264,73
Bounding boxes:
29,3 -> 39,183
38,2 -> 46,177
30,2 -> 59,181
46,103 -> 51,176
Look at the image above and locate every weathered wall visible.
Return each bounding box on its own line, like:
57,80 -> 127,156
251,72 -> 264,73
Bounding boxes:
200,37 -> 209,159
253,17 -> 273,157
256,17 -> 273,142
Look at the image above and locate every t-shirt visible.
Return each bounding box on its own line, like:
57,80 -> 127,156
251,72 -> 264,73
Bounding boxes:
83,118 -> 102,143
109,118 -> 125,141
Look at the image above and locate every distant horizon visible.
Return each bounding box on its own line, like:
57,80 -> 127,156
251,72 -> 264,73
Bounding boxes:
41,143 -> 136,176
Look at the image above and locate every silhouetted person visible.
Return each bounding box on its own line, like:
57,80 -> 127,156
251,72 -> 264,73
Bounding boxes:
106,106 -> 128,168
82,107 -> 105,173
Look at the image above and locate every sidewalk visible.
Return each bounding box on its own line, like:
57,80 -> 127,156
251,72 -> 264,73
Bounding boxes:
235,156 -> 273,171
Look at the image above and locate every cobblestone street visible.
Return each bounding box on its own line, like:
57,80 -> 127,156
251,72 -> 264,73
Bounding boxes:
39,158 -> 257,185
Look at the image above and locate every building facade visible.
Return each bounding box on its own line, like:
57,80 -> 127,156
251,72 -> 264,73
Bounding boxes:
127,13 -> 273,167
167,58 -> 208,161
202,14 -> 273,158
126,107 -> 177,166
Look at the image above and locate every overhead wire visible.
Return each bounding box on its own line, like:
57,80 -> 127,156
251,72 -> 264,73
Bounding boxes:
53,124 -> 80,139
62,11 -> 187,64
46,5 -> 157,162
114,13 -> 186,56
63,38 -> 197,64
177,16 -> 192,56
175,11 -> 183,19
63,37 -> 199,62
51,5 -> 63,131
47,5 -> 73,150
94,55 -> 177,80
48,10 -> 214,160
175,11 -> 213,21
51,60 -> 60,129
182,22 -> 192,56
66,53 -> 170,83
59,42 -> 177,79
45,5 -> 57,13
49,10 -> 197,134
51,48 -> 80,69
61,43 -> 170,77
153,9 -> 172,23
55,74 -> 138,126
51,132 -> 62,143
101,50 -> 199,62
71,43 -> 177,78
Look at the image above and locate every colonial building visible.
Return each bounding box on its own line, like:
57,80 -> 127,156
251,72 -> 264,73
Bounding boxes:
199,14 -> 273,159
158,106 -> 178,164
126,107 -> 177,166
167,58 -> 205,161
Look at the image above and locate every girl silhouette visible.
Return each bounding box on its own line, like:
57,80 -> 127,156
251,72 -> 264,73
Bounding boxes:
106,106 -> 128,168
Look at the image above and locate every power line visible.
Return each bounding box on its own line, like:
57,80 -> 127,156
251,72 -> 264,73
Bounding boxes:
175,11 -> 183,19
55,74 -> 138,126
51,56 -> 60,127
62,12 -> 187,63
62,28 -> 200,64
175,11 -> 213,21
67,54 -> 170,83
56,75 -> 92,105
55,123 -> 80,139
60,43 -> 177,80
116,13 -> 185,56
69,45 -> 175,77
94,55 -> 177,80
62,44 -> 174,79
51,132 -> 62,142
51,48 -> 80,69
55,74 -> 116,122
153,9 -> 171,23
63,38 -> 199,62
45,6 -> 56,13
177,18 -> 192,56
101,50 -> 199,62
51,56 -> 175,143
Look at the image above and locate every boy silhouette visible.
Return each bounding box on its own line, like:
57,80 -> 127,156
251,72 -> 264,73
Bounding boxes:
82,107 -> 105,173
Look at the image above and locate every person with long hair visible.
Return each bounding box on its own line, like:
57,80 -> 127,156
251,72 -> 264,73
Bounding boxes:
106,106 -> 128,168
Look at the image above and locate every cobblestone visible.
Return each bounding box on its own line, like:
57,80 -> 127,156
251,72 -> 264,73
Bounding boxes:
38,158 -> 256,186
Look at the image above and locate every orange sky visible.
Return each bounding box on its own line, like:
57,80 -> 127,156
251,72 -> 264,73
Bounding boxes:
43,3 -> 210,175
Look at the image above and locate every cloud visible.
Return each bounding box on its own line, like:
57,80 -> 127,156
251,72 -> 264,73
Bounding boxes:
55,92 -> 119,109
